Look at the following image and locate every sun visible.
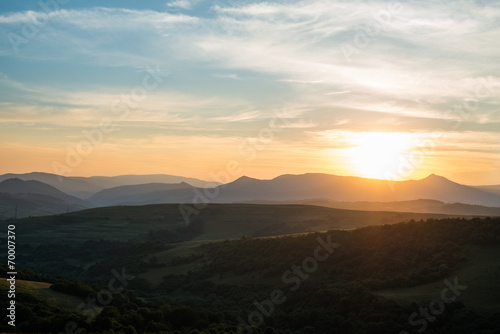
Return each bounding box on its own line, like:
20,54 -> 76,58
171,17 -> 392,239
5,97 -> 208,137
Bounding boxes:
347,132 -> 417,180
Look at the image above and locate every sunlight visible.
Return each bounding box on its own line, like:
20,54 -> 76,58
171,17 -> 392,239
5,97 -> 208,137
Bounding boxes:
347,132 -> 417,180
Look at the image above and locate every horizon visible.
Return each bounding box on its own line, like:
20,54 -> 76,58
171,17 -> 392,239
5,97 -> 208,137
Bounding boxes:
1,170 -> 496,187
1,1 -> 499,185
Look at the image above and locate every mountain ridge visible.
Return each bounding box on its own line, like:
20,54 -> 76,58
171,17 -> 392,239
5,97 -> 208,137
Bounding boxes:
2,172 -> 499,216
0,172 -> 211,198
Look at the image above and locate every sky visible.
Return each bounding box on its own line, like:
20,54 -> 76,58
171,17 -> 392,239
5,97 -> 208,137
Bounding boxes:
0,0 -> 499,185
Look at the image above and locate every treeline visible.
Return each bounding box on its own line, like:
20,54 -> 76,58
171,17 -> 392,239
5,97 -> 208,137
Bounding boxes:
0,282 -> 258,333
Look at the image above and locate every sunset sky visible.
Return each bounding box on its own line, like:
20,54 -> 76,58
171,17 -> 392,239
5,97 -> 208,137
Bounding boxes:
0,0 -> 499,185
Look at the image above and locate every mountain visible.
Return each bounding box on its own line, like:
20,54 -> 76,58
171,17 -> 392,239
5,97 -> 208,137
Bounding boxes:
88,182 -> 196,206
87,174 -> 210,189
0,172 -> 210,198
0,178 -> 89,219
0,178 -> 84,202
2,172 -> 499,213
390,174 -> 500,206
0,172 -> 98,198
212,173 -> 500,207
0,193 -> 88,219
83,173 -> 500,211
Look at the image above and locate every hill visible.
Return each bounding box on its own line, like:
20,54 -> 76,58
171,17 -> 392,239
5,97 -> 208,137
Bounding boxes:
3,216 -> 500,333
248,199 -> 500,216
377,244 -> 500,314
9,203 -> 471,246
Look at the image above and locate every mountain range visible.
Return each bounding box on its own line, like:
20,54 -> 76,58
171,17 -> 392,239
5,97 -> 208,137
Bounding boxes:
212,173 -> 500,206
1,172 -> 499,219
0,172 -> 210,198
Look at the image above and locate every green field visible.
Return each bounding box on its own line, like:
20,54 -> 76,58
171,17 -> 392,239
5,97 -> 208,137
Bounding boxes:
0,279 -> 83,310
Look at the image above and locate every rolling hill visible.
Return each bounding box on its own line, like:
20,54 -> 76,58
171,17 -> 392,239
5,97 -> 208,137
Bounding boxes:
10,203 -> 472,246
247,199 -> 500,216
4,214 -> 500,333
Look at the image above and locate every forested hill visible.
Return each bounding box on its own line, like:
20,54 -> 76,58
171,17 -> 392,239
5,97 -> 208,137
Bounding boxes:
1,216 -> 500,333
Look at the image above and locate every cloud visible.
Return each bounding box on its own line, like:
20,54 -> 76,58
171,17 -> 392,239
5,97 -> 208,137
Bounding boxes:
213,73 -> 239,79
1,1 -> 498,129
167,0 -> 198,10
0,0 -> 499,182
212,110 -> 261,122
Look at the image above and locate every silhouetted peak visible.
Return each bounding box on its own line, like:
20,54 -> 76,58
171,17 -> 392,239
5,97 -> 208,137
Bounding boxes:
233,176 -> 260,183
423,174 -> 447,181
419,174 -> 458,186
1,178 -> 41,186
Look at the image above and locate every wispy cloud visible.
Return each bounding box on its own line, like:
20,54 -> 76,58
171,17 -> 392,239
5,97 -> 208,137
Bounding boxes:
167,0 -> 198,10
212,110 -> 261,122
0,0 -> 499,182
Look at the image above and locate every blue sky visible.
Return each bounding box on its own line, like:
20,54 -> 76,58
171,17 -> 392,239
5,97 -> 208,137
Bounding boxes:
0,0 -> 499,184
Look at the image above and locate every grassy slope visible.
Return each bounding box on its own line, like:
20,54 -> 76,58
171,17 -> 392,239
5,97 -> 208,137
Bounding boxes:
0,279 -> 83,310
376,244 -> 500,313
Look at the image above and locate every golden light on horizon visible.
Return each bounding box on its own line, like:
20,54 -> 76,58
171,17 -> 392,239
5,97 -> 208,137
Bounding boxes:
346,132 -> 419,180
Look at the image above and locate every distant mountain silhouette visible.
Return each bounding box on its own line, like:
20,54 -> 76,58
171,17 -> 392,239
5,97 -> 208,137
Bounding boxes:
2,172 -> 499,217
88,173 -> 500,209
0,173 -> 97,198
0,178 -> 89,219
475,184 -> 500,197
213,173 -> 500,207
88,182 -> 195,206
0,193 -> 88,219
0,172 -> 210,198
0,178 -> 83,202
